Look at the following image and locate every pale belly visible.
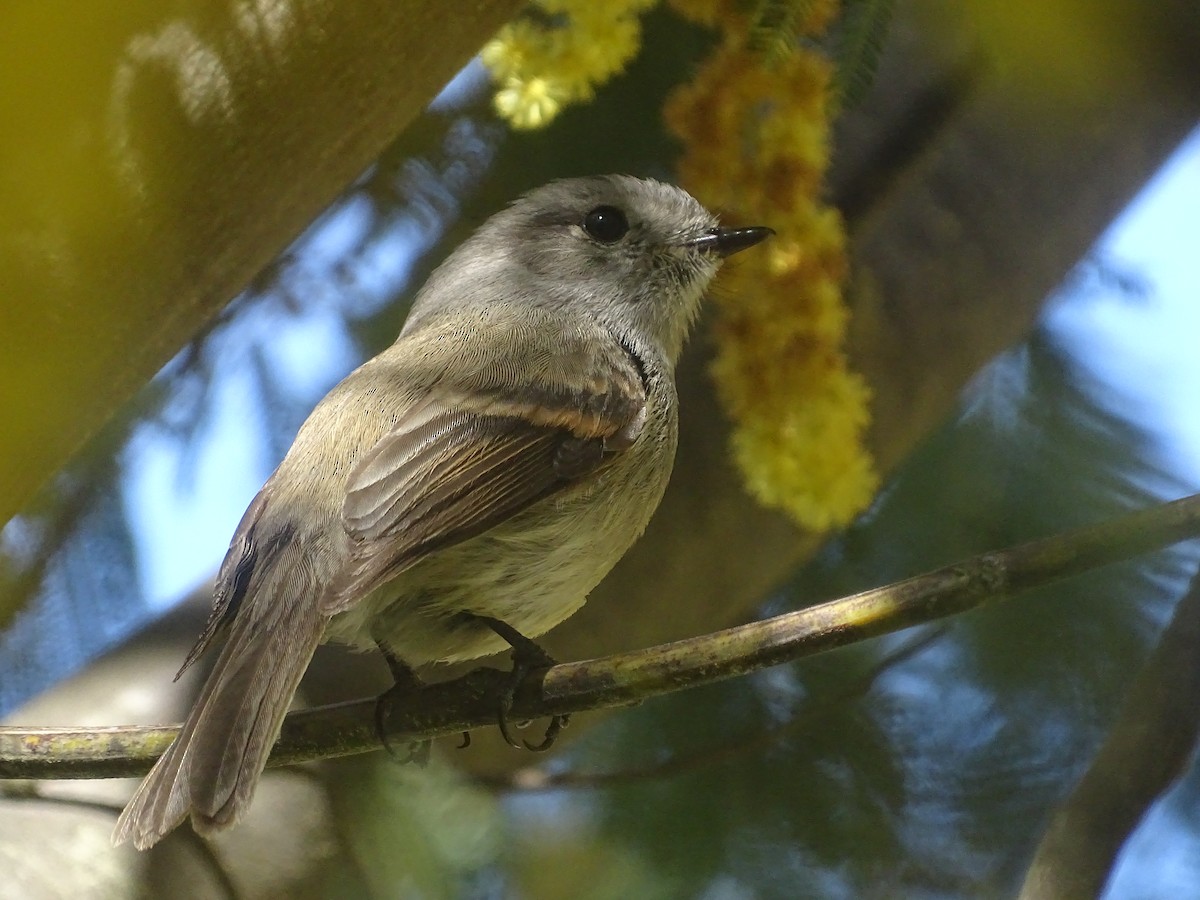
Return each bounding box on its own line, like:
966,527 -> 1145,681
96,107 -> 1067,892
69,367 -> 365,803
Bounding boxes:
322,443 -> 671,666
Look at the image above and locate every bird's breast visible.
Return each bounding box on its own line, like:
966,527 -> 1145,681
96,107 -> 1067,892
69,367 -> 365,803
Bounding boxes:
324,397 -> 678,665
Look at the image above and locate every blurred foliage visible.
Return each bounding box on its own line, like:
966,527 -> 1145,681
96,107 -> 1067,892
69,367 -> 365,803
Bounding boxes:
945,0 -> 1147,107
320,757 -> 505,898
747,0 -> 900,109
0,0 -> 524,533
829,0 -> 897,109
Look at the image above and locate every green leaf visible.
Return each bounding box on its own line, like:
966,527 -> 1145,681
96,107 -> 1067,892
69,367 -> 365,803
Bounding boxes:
833,0 -> 897,109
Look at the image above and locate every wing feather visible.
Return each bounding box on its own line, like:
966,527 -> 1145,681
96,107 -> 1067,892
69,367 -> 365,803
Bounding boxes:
323,411 -> 583,612
320,318 -> 651,615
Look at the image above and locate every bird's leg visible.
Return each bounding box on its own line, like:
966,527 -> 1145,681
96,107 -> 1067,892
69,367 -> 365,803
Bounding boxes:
374,642 -> 433,765
471,615 -> 570,752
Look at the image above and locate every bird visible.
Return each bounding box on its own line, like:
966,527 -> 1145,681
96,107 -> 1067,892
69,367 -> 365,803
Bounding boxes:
113,174 -> 772,849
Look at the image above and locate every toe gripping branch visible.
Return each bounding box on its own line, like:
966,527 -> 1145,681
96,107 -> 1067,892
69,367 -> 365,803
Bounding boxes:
474,616 -> 570,752
374,617 -> 567,762
374,643 -> 435,765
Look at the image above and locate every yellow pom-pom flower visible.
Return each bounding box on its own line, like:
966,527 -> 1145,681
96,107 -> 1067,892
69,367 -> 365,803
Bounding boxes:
481,0 -> 651,129
665,2 -> 879,531
481,0 -> 878,530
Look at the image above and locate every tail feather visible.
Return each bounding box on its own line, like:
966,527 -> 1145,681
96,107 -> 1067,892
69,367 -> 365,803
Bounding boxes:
113,563 -> 324,850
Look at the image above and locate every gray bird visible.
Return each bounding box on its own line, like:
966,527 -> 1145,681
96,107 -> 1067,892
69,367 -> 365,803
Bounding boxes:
113,174 -> 772,849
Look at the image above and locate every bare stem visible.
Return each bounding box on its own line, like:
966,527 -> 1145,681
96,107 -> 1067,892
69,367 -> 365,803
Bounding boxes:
3,492 -> 1200,782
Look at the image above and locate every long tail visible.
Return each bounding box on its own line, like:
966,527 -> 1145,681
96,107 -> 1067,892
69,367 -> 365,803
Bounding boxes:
112,572 -> 325,850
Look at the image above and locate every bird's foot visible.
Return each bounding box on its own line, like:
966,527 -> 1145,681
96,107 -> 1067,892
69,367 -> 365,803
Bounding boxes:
473,616 -> 570,752
374,642 -> 432,765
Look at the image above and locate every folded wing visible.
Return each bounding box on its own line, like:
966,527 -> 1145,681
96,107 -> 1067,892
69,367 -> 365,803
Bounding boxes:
321,326 -> 649,614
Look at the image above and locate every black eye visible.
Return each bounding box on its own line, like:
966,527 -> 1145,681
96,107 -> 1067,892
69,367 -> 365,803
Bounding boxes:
582,205 -> 629,243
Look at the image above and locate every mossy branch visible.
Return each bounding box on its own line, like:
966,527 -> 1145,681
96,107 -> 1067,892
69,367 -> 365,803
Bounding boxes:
4,492 -> 1200,782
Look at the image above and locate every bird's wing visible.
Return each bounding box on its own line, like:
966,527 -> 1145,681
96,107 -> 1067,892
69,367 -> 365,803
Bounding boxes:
320,318 -> 649,615
176,490 -> 276,677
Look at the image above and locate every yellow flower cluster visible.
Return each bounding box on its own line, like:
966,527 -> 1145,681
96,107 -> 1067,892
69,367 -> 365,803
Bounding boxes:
665,0 -> 879,531
481,0 -> 876,529
481,0 -> 656,129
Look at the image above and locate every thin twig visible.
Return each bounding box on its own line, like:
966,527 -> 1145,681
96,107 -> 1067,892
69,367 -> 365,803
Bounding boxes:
2,492 -> 1200,782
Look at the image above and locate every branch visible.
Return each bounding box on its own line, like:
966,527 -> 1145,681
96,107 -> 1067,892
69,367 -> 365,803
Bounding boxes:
0,0 -> 526,530
474,627 -> 949,794
1018,565 -> 1200,900
4,492 -> 1200,782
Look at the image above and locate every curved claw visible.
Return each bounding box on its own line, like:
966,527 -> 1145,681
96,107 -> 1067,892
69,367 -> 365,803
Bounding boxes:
497,710 -> 523,749
524,713 -> 570,752
471,614 -> 571,753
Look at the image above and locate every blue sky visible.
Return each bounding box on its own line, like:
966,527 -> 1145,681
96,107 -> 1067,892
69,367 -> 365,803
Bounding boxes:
1043,124 -> 1200,485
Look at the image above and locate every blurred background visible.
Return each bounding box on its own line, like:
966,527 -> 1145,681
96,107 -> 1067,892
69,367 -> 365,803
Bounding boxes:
2,1 -> 1199,896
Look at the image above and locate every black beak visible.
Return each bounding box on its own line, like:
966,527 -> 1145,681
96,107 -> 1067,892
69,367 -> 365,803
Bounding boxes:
687,226 -> 774,258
